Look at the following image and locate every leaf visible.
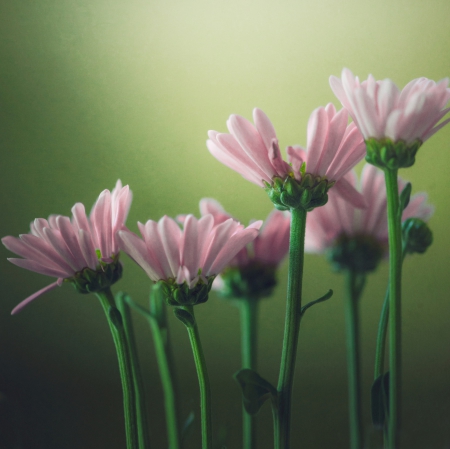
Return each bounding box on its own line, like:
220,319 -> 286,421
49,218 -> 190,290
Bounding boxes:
399,182 -> 412,213
371,371 -> 390,428
234,369 -> 277,415
301,289 -> 333,316
173,308 -> 196,328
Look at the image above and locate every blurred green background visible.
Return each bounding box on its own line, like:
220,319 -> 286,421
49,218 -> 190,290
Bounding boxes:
1,0 -> 450,448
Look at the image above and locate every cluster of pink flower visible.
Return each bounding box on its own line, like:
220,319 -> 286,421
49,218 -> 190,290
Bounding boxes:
2,68 -> 448,312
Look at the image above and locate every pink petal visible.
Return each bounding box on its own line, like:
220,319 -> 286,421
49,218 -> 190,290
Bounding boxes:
11,281 -> 61,315
180,215 -> 200,276
141,221 -> 173,278
118,230 -> 163,280
332,177 -> 367,209
158,216 -> 182,277
8,258 -> 69,278
208,221 -> 262,275
305,107 -> 329,174
57,216 -> 88,271
78,229 -> 99,270
228,114 -> 277,179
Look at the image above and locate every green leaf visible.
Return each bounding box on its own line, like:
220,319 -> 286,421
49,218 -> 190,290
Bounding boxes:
181,411 -> 195,447
173,308 -> 196,328
301,289 -> 333,316
234,369 -> 277,415
399,182 -> 412,213
371,371 -> 390,428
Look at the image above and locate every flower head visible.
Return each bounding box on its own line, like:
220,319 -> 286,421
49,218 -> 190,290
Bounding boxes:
2,180 -> 132,314
117,213 -> 262,306
194,199 -> 290,299
207,105 -> 366,210
305,164 -> 434,272
330,68 -> 450,169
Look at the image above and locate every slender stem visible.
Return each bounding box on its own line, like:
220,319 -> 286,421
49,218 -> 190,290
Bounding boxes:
374,249 -> 407,381
345,271 -> 365,449
384,168 -> 403,449
116,294 -> 151,449
240,298 -> 259,449
276,207 -> 307,449
181,306 -> 212,449
96,288 -> 138,449
148,291 -> 181,449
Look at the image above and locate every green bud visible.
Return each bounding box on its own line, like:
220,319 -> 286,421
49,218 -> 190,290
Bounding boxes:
327,233 -> 385,273
365,138 -> 422,170
402,218 -> 433,254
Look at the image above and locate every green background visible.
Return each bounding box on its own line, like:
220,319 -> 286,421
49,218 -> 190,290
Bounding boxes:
1,0 -> 449,447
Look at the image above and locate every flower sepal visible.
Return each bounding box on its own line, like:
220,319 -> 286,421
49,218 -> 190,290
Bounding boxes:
402,218 -> 433,254
67,253 -> 123,294
264,174 -> 333,211
158,276 -> 215,307
365,138 -> 422,170
327,233 -> 385,273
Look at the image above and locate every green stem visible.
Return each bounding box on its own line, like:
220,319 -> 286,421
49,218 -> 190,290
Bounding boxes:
345,271 -> 365,449
384,168 -> 403,449
374,248 -> 407,381
240,298 -> 258,449
96,288 -> 138,449
276,207 -> 307,449
181,306 -> 212,449
148,290 -> 181,449
116,294 -> 151,449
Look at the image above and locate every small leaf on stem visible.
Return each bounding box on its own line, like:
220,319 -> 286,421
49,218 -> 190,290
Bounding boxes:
301,289 -> 333,316
371,371 -> 390,428
234,369 -> 277,415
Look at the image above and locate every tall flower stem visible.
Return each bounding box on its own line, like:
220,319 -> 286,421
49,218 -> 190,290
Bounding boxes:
96,288 -> 138,449
276,207 -> 307,449
148,287 -> 181,449
384,168 -> 403,449
180,306 -> 212,449
240,298 -> 259,449
116,294 -> 151,449
345,271 -> 366,449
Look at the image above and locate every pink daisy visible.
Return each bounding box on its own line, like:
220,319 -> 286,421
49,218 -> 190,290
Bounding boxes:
330,68 -> 450,145
207,105 -> 367,209
117,214 -> 262,306
2,180 -> 132,314
305,164 -> 433,271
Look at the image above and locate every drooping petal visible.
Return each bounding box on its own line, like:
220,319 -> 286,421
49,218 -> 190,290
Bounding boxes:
11,281 -> 62,315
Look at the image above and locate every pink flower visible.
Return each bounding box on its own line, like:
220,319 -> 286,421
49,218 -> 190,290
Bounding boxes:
2,180 -> 132,314
117,214 -> 262,291
330,68 -> 450,144
207,105 -> 367,208
198,198 -> 290,268
305,164 -> 434,260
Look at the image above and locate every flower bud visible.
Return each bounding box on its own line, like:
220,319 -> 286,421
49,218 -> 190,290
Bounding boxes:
402,218 -> 433,254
